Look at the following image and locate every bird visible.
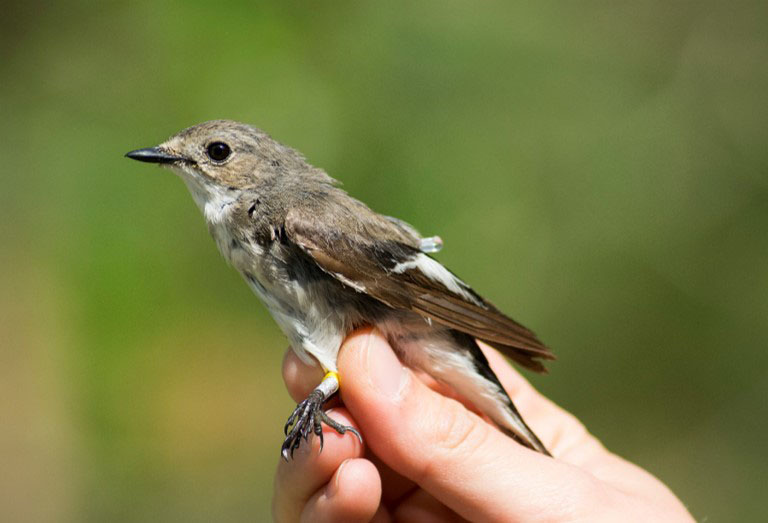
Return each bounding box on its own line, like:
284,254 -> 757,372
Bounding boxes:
126,120 -> 555,460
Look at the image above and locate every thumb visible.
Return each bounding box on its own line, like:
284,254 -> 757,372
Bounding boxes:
337,327 -> 600,522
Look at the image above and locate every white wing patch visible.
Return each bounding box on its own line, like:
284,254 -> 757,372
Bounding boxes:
392,253 -> 481,305
334,273 -> 366,293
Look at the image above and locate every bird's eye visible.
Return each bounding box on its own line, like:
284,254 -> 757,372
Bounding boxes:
206,142 -> 231,162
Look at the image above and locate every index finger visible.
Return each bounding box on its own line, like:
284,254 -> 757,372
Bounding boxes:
336,328 -> 608,522
478,343 -> 605,463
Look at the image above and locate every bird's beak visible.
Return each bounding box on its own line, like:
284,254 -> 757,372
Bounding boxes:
125,147 -> 186,164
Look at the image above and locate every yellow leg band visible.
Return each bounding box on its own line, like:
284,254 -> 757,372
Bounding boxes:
324,371 -> 340,388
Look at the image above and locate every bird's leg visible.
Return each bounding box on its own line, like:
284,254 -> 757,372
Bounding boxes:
281,371 -> 362,460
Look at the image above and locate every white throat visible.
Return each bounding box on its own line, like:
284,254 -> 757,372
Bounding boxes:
181,175 -> 238,225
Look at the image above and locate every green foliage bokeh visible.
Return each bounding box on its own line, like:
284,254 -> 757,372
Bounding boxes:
1,1 -> 766,521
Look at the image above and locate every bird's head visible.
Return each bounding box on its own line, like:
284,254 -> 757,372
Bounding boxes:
126,119 -> 320,192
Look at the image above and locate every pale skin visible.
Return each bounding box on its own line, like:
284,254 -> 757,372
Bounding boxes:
273,328 -> 694,522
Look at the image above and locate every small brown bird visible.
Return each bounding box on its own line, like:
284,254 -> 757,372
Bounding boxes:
126,120 -> 554,459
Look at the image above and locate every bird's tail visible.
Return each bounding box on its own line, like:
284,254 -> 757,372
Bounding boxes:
452,331 -> 551,455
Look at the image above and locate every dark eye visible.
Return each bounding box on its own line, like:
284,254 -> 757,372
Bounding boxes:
206,142 -> 231,162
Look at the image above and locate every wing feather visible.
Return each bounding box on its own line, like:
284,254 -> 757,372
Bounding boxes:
284,207 -> 554,372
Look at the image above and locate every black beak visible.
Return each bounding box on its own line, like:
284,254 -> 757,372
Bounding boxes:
125,147 -> 185,164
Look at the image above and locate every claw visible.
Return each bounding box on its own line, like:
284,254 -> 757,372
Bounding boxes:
317,410 -> 364,445
314,416 -> 324,452
284,404 -> 300,435
346,426 -> 363,445
280,383 -> 363,460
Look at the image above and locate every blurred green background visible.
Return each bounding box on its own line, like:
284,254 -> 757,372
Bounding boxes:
1,1 -> 766,521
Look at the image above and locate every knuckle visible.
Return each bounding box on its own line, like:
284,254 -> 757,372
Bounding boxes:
418,396 -> 489,478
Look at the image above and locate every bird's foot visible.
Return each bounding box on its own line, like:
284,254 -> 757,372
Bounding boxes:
281,390 -> 362,461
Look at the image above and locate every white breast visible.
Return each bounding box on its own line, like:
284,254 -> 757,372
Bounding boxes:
183,177 -> 345,372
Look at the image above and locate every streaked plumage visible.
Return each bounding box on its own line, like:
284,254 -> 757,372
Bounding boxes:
126,120 -> 554,456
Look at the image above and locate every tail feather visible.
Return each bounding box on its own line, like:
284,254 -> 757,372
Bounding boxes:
451,331 -> 551,455
484,340 -> 551,374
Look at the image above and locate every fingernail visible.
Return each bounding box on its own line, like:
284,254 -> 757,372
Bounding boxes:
327,459 -> 349,498
366,329 -> 408,400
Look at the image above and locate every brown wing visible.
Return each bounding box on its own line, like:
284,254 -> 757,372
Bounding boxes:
285,207 -> 555,372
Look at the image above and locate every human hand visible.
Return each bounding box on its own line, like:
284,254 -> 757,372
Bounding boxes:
272,327 -> 693,522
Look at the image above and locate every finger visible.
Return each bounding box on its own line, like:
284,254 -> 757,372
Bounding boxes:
299,458 -> 383,523
280,346 -> 474,506
273,409 -> 365,523
479,347 -> 696,520
337,328 -> 609,522
282,348 -> 324,403
281,347 -> 472,410
282,347 -> 418,504
393,488 -> 466,523
366,452 -> 417,507
479,343 -> 606,464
